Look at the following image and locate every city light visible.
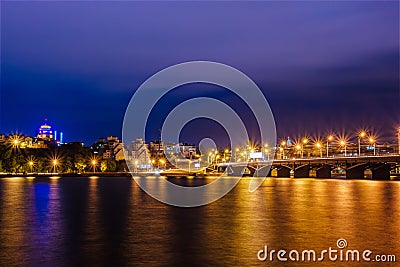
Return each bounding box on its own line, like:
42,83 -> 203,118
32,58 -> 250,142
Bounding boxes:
369,136 -> 376,156
358,130 -> 367,156
339,139 -> 347,157
315,142 -> 323,157
52,159 -> 58,173
9,134 -> 22,149
92,159 -> 97,173
28,161 -> 34,172
326,134 -> 334,157
398,127 -> 400,154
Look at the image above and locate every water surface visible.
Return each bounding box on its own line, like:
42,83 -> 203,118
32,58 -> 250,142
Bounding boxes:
0,176 -> 398,266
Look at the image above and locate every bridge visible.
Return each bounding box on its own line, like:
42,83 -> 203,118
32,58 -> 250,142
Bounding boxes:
214,155 -> 400,180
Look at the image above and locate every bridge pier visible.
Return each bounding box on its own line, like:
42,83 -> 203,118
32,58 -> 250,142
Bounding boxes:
226,165 -> 247,176
346,164 -> 366,179
371,164 -> 391,180
316,165 -> 332,178
294,164 -> 310,178
276,166 -> 291,178
254,165 -> 272,177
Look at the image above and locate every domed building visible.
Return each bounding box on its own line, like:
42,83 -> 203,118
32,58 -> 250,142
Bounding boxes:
37,118 -> 55,141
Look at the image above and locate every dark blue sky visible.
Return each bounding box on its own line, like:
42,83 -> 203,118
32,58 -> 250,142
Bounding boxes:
1,1 -> 399,145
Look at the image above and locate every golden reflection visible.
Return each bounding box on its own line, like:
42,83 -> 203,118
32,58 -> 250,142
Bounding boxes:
0,178 -> 27,261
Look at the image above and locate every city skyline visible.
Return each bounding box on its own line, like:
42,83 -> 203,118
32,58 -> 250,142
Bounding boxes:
1,1 -> 399,145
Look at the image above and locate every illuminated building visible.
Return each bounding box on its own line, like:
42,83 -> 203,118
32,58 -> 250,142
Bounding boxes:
91,136 -> 125,160
37,119 -> 55,141
128,138 -> 151,169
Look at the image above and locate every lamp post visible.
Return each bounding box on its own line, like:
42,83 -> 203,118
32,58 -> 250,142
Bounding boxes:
224,149 -> 229,161
301,138 -> 308,158
28,161 -> 34,173
159,159 -> 165,169
326,135 -> 334,157
52,159 -> 58,173
295,144 -> 302,158
235,148 -> 239,162
188,160 -> 192,173
339,139 -> 347,157
264,148 -> 270,160
280,141 -> 286,159
398,128 -> 400,155
358,131 -> 366,156
315,142 -> 322,158
369,136 -> 376,156
92,159 -> 97,173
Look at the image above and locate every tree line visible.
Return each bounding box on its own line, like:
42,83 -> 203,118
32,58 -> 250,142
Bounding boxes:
0,143 -> 127,173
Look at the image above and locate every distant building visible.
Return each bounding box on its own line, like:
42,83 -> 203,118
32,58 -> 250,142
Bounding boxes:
128,138 -> 151,170
149,140 -> 175,157
91,136 -> 125,160
37,118 -> 54,141
149,140 -> 196,159
35,118 -> 62,147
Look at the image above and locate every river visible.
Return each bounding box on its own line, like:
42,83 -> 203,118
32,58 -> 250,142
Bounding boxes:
0,176 -> 398,266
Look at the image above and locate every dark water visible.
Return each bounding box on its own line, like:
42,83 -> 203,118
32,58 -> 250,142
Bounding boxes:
0,176 -> 399,266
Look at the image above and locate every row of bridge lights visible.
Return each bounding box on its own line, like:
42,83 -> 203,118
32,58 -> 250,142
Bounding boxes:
279,131 -> 377,158
231,128 -> 400,162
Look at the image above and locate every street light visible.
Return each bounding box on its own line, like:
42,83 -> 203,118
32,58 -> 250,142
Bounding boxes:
358,131 -> 367,156
91,159 -> 97,173
315,142 -> 323,158
295,144 -> 302,158
339,139 -> 347,157
280,141 -> 286,159
52,159 -> 58,173
208,152 -> 213,164
235,148 -> 239,162
368,136 -> 376,156
301,138 -> 308,158
159,159 -> 165,169
326,135 -> 334,157
224,149 -> 229,162
264,148 -> 270,160
10,135 -> 21,149
397,127 -> 400,155
28,161 -> 34,173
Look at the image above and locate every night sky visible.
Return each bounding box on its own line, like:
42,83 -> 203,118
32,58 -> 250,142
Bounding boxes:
1,1 -> 399,145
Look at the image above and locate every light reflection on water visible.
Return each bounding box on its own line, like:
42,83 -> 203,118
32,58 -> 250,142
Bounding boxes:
0,176 -> 398,266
